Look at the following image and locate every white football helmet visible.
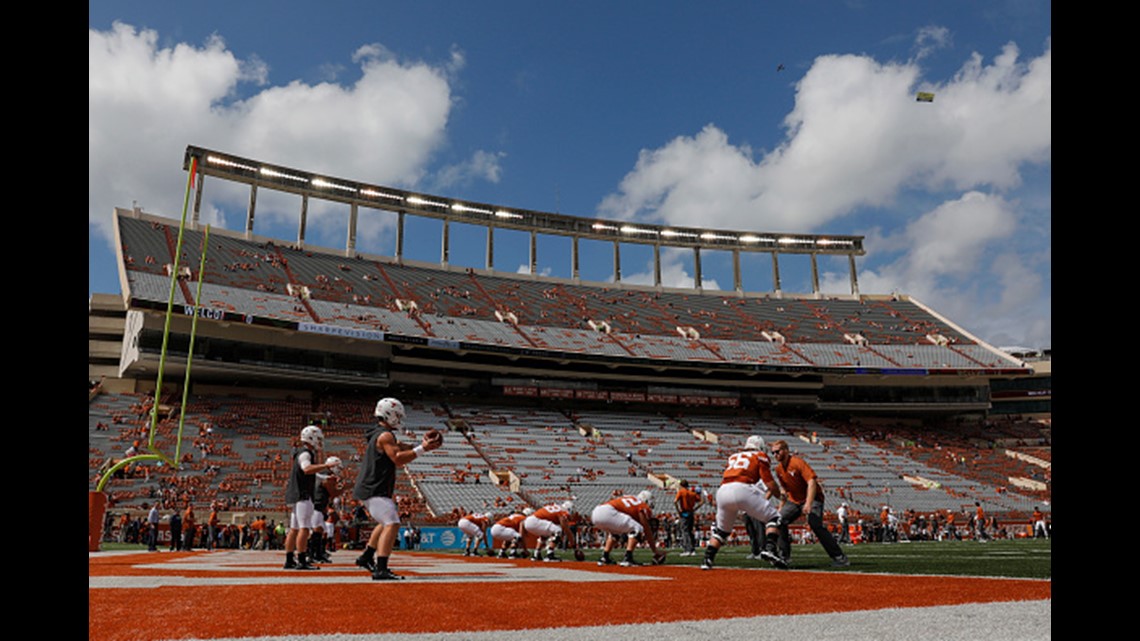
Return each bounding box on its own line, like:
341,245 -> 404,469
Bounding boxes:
745,435 -> 766,451
560,500 -> 574,512
325,455 -> 342,472
523,507 -> 535,516
300,425 -> 324,449
374,397 -> 406,428
636,490 -> 654,506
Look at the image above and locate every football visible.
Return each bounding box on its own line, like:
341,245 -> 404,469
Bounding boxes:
574,548 -> 585,561
652,551 -> 667,565
425,429 -> 444,445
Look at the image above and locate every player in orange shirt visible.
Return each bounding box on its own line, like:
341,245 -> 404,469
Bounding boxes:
207,503 -> 220,551
457,511 -> 494,556
1032,506 -> 1048,539
182,503 -> 196,551
673,479 -> 703,557
491,508 -> 532,558
523,500 -> 579,562
701,435 -> 786,571
770,439 -> 848,567
944,509 -> 959,540
591,490 -> 665,566
974,502 -> 990,541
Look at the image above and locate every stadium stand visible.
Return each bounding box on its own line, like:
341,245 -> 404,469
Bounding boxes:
93,162 -> 1048,543
115,213 -> 1018,371
91,388 -> 1050,535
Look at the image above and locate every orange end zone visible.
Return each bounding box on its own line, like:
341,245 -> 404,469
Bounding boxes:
89,551 -> 1050,641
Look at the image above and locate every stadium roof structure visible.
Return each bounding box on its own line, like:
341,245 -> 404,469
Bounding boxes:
183,145 -> 865,296
102,145 -> 1036,417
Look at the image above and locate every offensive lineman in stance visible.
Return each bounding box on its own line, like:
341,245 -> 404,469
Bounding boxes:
353,398 -> 443,580
523,501 -> 579,562
701,435 -> 786,570
591,490 -> 666,567
457,511 -> 494,556
491,507 -> 532,558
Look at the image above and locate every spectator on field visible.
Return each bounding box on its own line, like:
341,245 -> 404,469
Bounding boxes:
1032,507 -> 1049,539
974,502 -> 990,542
145,502 -> 160,552
836,502 -> 851,544
117,512 -> 130,543
207,503 -> 220,551
673,479 -> 702,557
168,509 -> 182,551
182,503 -> 196,550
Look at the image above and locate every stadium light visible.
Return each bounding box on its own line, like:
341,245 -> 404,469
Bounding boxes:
360,188 -> 404,202
311,178 -> 357,195
620,225 -> 654,235
206,155 -> 258,172
260,167 -> 308,184
660,229 -> 698,239
407,196 -> 448,209
184,145 -> 866,259
452,203 -> 495,215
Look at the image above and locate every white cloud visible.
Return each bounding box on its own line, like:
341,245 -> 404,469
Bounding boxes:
897,191 -> 1018,279
600,33 -> 1050,348
819,191 -> 1046,345
821,191 -> 1016,290
620,248 -> 721,291
598,40 -> 1050,234
913,25 -> 951,61
90,22 -> 460,251
434,150 -> 506,190
516,264 -> 553,277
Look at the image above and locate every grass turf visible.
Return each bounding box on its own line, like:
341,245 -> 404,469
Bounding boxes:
99,538 -> 1051,579
467,538 -> 1052,579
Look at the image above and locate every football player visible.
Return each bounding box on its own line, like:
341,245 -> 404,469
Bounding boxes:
352,398 -> 443,580
523,501 -> 579,562
591,490 -> 666,566
701,435 -> 786,570
490,508 -> 532,558
283,425 -> 340,570
457,511 -> 494,556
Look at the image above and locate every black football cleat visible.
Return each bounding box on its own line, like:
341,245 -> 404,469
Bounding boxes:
760,549 -> 789,570
355,555 -> 376,572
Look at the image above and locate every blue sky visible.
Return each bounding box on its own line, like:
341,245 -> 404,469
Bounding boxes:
89,1 -> 1050,350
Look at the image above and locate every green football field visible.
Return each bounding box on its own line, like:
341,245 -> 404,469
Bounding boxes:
99,538 -> 1051,580
506,538 -> 1053,579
